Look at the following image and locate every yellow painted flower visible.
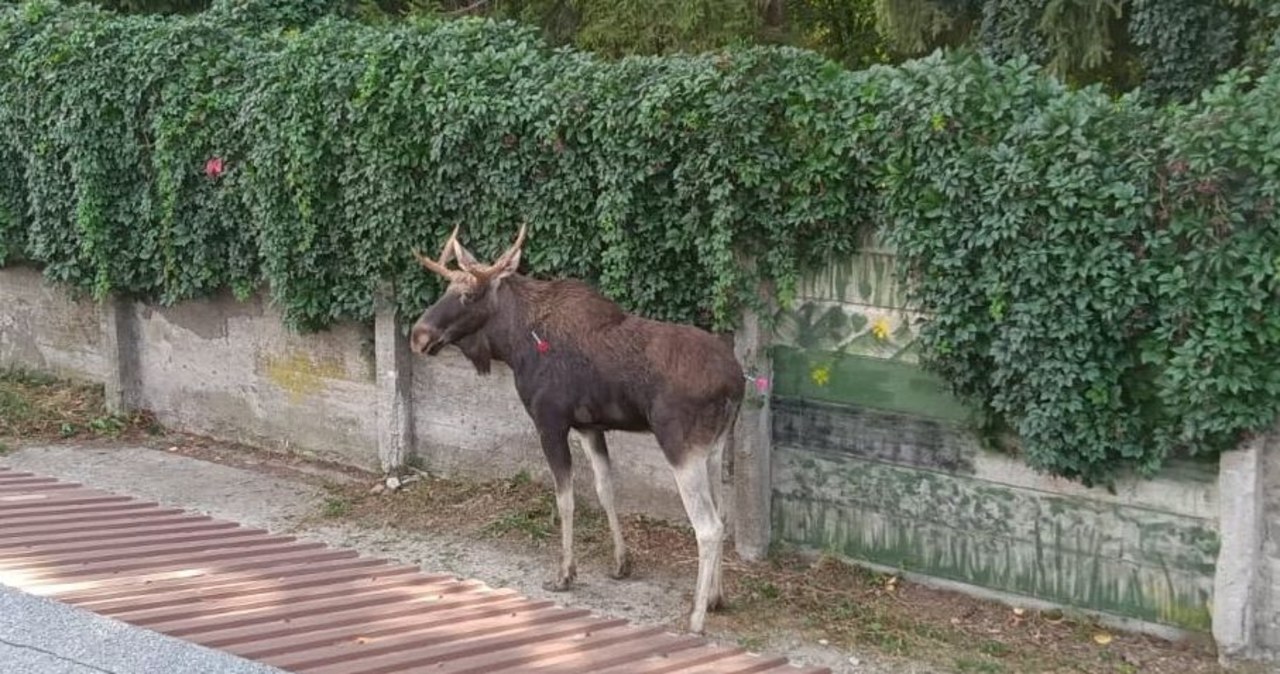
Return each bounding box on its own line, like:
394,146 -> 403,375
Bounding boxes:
810,365 -> 831,387
871,317 -> 892,341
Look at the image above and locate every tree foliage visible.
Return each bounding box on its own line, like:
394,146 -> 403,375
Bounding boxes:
70,0 -> 893,67
878,0 -> 1275,101
57,0 -> 1278,103
2,0 -> 1278,487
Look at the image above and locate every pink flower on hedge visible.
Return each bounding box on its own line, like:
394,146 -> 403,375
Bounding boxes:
205,156 -> 225,178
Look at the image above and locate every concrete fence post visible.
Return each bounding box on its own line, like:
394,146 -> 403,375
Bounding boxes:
1212,432 -> 1267,665
98,294 -> 133,416
731,286 -> 775,562
374,284 -> 415,475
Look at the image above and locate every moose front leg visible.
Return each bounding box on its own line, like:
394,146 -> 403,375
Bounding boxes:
579,429 -> 632,580
538,426 -> 576,592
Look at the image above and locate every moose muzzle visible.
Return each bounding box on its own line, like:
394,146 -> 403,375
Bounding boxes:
409,322 -> 445,356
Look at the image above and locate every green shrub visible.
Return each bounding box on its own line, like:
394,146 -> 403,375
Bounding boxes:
0,1 -> 869,329
879,57 -> 1280,483
1,0 -> 1277,486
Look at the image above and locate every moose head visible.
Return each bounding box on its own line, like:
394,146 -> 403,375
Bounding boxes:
408,223 -> 526,360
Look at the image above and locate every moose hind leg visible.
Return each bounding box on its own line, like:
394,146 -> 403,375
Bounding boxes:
539,428 -> 576,592
580,429 -> 631,579
672,453 -> 724,634
704,429 -> 730,611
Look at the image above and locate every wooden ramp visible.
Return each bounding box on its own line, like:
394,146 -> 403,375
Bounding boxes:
0,465 -> 829,674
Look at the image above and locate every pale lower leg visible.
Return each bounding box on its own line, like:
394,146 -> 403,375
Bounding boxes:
582,430 -> 631,579
545,474 -> 577,592
673,455 -> 724,634
537,426 -> 576,592
704,433 -> 729,610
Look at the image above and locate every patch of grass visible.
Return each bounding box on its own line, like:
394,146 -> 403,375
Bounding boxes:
483,494 -> 555,542
0,386 -> 36,429
954,657 -> 1006,673
321,496 -> 351,518
0,368 -> 152,442
88,415 -> 127,437
739,576 -> 780,601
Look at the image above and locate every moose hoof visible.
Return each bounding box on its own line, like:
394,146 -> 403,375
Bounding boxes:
543,569 -> 576,592
609,553 -> 633,580
542,577 -> 574,592
687,614 -> 707,635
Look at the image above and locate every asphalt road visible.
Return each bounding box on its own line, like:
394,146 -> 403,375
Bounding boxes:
0,584 -> 286,674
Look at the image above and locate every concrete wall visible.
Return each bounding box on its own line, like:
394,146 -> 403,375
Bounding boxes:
766,240 -> 1276,659
1259,436 -> 1280,657
127,293 -> 380,469
771,406 -> 1219,631
0,266 -> 105,382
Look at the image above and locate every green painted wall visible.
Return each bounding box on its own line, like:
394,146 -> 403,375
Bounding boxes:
769,249 -> 1220,631
771,346 -> 970,422
771,443 -> 1217,630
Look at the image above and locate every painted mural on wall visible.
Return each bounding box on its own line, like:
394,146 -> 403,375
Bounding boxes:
769,246 -> 970,423
768,247 -> 1220,632
773,248 -> 923,362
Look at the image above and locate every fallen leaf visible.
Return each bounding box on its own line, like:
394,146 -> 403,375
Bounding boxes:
1093,633 -> 1113,646
1012,607 -> 1026,617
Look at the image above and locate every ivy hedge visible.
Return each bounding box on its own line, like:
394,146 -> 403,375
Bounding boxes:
1,0 -> 1278,486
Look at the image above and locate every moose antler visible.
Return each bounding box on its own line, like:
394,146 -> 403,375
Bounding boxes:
472,221 -> 526,281
412,249 -> 451,277
412,224 -> 463,278
414,222 -> 526,281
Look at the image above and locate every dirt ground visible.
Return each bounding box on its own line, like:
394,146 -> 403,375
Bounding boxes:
0,370 -> 1257,674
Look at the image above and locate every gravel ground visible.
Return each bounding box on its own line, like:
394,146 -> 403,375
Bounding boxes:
2,444 -> 934,674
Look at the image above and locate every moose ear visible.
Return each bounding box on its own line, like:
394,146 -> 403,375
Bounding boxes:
494,247 -> 521,279
451,239 -> 481,270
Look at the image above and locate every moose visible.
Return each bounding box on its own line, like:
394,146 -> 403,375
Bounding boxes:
408,223 -> 745,634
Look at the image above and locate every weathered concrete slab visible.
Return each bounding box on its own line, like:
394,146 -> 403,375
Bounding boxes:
126,292 -> 381,470
772,443 -> 1219,631
1259,435 -> 1280,658
0,266 -> 105,380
